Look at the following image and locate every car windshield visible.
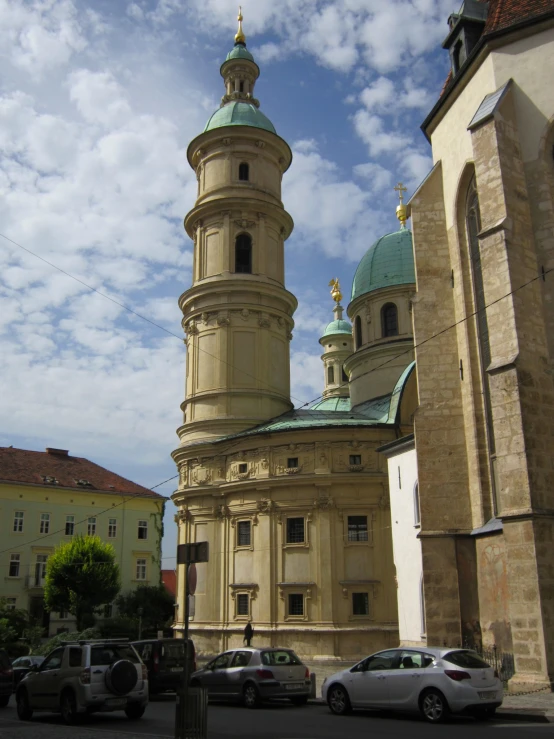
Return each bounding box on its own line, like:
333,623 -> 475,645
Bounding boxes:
444,650 -> 490,669
163,643 -> 185,659
261,650 -> 302,666
91,645 -> 139,666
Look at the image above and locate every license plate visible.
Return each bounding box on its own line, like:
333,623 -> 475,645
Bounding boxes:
478,691 -> 496,700
171,667 -> 182,672
285,683 -> 303,690
107,698 -> 126,707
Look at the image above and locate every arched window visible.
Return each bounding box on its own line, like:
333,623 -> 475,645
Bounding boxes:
355,315 -> 362,349
413,481 -> 420,525
327,365 -> 334,384
235,233 -> 252,274
381,303 -> 398,337
238,162 -> 249,181
239,81 -> 244,93
341,366 -> 348,382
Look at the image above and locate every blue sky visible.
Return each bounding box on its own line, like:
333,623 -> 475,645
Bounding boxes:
0,0 -> 455,568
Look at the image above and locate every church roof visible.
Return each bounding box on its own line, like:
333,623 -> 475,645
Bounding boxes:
321,319 -> 352,338
310,396 -> 351,411
225,45 -> 255,62
204,101 -> 276,134
0,447 -> 164,498
351,228 -> 415,302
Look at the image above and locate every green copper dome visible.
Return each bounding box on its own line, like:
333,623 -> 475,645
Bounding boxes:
351,228 -> 415,301
322,319 -> 352,337
225,45 -> 255,62
204,101 -> 276,134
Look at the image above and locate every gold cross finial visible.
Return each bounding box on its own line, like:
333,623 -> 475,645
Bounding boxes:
235,6 -> 246,45
394,182 -> 408,228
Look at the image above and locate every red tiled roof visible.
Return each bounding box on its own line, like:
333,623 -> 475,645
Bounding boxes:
0,447 -> 164,498
484,0 -> 554,34
161,569 -> 176,598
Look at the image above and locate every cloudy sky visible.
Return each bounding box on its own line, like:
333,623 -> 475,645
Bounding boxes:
0,0 -> 454,566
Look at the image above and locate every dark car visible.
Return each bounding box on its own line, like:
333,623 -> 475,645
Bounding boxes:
11,656 -> 45,688
0,649 -> 13,707
132,638 -> 195,695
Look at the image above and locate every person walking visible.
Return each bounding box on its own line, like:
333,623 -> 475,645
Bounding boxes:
243,621 -> 254,647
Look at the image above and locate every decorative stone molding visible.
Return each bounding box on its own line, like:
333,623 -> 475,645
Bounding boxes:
234,219 -> 256,230
239,308 -> 250,321
212,503 -> 230,519
313,496 -> 334,510
286,331 -> 293,341
221,138 -> 231,146
258,313 -> 271,329
378,493 -> 390,510
192,466 -> 212,485
284,466 -> 301,475
349,464 -> 364,472
186,320 -> 198,335
217,312 -> 230,327
257,498 -> 274,514
255,140 -> 266,149
175,508 -> 191,523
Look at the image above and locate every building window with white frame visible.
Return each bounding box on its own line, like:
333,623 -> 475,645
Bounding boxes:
35,554 -> 48,585
5,598 -> 16,611
288,593 -> 304,617
13,511 -> 24,533
352,592 -> 370,616
414,481 -> 421,525
40,513 -> 50,534
236,593 -> 249,617
286,517 -> 305,544
237,520 -> 251,547
136,558 -> 147,581
65,515 -> 75,536
347,515 -> 368,542
9,553 -> 20,577
87,517 -> 96,536
138,520 -> 148,540
108,518 -> 117,538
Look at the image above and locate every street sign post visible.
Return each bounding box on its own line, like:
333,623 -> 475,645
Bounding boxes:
175,542 -> 209,739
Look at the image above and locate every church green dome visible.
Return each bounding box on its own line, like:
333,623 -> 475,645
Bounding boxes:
351,228 -> 415,301
204,101 -> 276,134
322,319 -> 352,337
225,45 -> 255,62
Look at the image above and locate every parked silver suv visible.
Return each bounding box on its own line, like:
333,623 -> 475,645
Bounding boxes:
16,639 -> 148,724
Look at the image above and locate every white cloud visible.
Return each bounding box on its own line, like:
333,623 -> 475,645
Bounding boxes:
68,69 -> 132,127
353,162 -> 393,192
290,350 -> 324,406
353,110 -> 412,156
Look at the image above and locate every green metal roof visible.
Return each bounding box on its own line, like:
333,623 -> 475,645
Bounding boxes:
387,361 -> 416,424
322,319 -> 352,338
310,396 -> 351,411
351,227 -> 415,302
204,102 -> 276,134
225,45 -> 255,62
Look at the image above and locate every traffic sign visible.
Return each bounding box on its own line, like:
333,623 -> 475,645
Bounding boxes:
188,563 -> 197,595
177,541 -> 209,565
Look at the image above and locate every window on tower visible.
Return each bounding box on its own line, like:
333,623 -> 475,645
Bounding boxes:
238,162 -> 249,181
355,315 -> 362,349
327,365 -> 334,384
381,303 -> 398,337
235,233 -> 252,274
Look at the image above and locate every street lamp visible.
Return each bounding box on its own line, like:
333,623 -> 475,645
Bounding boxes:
138,606 -> 144,639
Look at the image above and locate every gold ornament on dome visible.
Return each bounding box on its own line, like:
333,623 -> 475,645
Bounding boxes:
235,6 -> 246,44
394,181 -> 408,228
328,278 -> 342,304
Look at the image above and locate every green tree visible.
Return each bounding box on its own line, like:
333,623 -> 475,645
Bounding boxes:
44,535 -> 121,630
116,585 -> 174,636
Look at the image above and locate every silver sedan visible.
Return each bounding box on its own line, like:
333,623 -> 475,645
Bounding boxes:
322,647 -> 503,723
191,647 -> 311,708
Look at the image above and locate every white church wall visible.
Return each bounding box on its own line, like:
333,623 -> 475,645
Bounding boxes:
386,444 -> 424,646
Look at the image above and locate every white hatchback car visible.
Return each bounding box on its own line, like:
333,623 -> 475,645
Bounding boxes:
322,647 -> 503,723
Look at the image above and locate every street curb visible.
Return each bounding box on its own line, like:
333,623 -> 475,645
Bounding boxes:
307,699 -> 552,722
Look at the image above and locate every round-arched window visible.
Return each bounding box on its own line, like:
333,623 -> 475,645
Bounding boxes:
381,303 -> 398,337
235,233 -> 252,274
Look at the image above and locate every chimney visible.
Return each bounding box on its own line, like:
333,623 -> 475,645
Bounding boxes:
46,448 -> 69,457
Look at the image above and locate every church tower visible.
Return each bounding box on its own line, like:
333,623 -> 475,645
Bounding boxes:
176,9 -> 297,447
318,279 -> 352,402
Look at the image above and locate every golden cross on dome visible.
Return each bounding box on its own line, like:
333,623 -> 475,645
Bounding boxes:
235,6 -> 246,45
394,181 -> 407,204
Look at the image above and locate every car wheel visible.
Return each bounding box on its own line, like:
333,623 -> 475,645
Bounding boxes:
0,694 -> 10,708
327,684 -> 351,715
242,682 -> 261,709
290,696 -> 308,706
60,689 -> 79,725
473,707 -> 496,721
16,690 -> 33,721
420,688 -> 450,724
125,703 -> 146,720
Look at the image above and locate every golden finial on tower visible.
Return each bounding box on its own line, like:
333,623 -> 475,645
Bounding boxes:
328,278 -> 342,304
394,182 -> 408,228
235,6 -> 246,45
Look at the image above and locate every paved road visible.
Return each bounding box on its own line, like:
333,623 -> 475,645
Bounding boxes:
0,694 -> 553,739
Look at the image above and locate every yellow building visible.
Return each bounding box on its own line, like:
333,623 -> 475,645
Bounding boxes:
0,446 -> 166,636
171,14 -> 417,660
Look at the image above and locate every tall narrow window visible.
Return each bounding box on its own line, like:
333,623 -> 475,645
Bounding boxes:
286,517 -> 305,544
413,481 -> 421,525
136,558 -> 147,581
288,593 -> 304,616
108,518 -> 117,538
347,515 -> 368,541
35,554 -> 48,585
65,515 -> 75,536
355,315 -> 362,349
235,233 -> 252,274
327,365 -> 334,384
87,517 -> 96,536
5,598 -> 16,611
40,513 -> 50,534
237,521 -> 251,547
381,303 -> 398,337
9,553 -> 20,577
352,592 -> 369,616
237,593 -> 249,616
13,511 -> 24,533
342,366 -> 348,382
138,520 -> 148,540
238,162 -> 249,181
